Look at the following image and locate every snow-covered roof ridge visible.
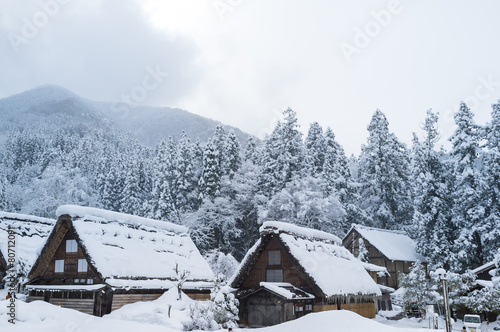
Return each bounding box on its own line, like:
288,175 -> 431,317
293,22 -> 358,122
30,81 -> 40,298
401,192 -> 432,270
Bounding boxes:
56,205 -> 188,234
352,224 -> 407,235
348,224 -> 426,263
260,221 -> 341,245
0,211 -> 55,225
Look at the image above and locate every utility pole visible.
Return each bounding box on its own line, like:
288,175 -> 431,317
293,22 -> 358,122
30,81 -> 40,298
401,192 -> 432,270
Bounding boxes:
436,268 -> 452,332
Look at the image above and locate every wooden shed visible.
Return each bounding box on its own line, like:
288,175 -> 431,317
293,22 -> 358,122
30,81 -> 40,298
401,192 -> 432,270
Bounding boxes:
343,224 -> 427,289
26,205 -> 214,316
0,211 -> 55,290
229,221 -> 381,327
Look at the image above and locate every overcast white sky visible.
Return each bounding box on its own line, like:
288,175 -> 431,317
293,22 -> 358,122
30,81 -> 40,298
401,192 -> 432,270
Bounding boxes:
2,0 -> 500,155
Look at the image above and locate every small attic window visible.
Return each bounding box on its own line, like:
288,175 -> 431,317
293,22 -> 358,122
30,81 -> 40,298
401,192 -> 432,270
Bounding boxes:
66,239 -> 78,253
78,259 -> 88,273
55,259 -> 64,273
266,269 -> 283,282
268,250 -> 281,266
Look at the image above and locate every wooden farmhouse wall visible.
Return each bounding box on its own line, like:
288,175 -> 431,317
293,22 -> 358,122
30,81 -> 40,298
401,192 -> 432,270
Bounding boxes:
40,227 -> 99,284
240,235 -> 317,295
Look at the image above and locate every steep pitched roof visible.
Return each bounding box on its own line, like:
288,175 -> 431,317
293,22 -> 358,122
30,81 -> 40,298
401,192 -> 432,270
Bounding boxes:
230,221 -> 381,298
31,205 -> 214,284
347,224 -> 426,262
0,211 -> 55,271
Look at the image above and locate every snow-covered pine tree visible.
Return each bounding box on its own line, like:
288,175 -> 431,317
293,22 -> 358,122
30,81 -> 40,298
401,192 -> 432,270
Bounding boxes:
224,130 -> 241,178
259,108 -> 304,196
321,127 -> 362,233
119,147 -> 148,216
482,101 -> 500,261
199,139 -> 222,200
244,135 -> 260,164
305,122 -> 325,176
411,110 -> 455,269
174,131 -> 196,214
449,102 -> 487,271
212,125 -> 228,174
150,138 -> 178,220
358,110 -> 412,230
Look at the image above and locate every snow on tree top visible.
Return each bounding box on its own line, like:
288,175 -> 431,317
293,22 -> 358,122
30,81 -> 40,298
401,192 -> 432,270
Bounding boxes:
260,221 -> 342,244
56,205 -> 188,234
0,211 -> 55,271
55,205 -> 213,282
350,224 -> 426,262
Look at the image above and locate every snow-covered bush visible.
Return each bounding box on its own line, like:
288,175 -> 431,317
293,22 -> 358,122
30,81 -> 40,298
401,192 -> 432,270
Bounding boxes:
186,302 -> 219,331
211,274 -> 239,329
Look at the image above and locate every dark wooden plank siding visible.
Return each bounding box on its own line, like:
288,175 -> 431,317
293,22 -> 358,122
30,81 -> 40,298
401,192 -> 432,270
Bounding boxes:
49,298 -> 95,315
111,294 -> 161,312
241,236 -> 310,289
42,227 -> 98,283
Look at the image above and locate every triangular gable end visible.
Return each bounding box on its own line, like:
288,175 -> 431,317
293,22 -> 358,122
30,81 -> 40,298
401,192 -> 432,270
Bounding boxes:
28,214 -> 102,284
230,233 -> 326,298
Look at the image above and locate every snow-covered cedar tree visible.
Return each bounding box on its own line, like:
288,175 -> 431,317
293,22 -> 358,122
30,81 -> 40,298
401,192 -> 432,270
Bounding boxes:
204,250 -> 239,282
398,261 -> 433,317
358,110 -> 412,230
410,110 -> 455,270
357,238 -> 369,263
199,139 -> 222,200
449,102 -> 487,272
211,274 -> 239,329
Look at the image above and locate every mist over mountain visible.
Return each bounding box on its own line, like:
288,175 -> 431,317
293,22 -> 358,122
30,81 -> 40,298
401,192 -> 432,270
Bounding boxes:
0,85 -> 250,145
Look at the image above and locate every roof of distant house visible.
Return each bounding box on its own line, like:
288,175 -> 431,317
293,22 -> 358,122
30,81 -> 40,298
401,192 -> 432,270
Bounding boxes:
346,224 -> 426,262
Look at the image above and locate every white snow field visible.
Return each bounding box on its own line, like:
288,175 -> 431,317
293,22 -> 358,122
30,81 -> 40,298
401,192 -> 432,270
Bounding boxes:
0,294 -> 440,332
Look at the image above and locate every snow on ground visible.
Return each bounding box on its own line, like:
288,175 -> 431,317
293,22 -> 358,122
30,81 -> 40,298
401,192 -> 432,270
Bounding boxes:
105,288 -> 194,330
1,294 -> 498,332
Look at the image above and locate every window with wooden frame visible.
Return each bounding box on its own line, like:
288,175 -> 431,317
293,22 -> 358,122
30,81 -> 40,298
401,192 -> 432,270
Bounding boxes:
77,259 -> 88,273
268,250 -> 281,266
54,259 -> 64,273
66,239 -> 78,253
266,269 -> 283,282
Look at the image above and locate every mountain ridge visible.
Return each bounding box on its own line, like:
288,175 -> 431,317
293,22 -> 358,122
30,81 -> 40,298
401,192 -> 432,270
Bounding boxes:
0,85 -> 251,145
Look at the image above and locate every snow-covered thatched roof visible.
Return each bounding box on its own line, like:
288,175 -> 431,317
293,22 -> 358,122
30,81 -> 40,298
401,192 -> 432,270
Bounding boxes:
0,211 -> 55,271
53,205 -> 214,283
348,224 -> 426,262
230,221 -> 381,298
